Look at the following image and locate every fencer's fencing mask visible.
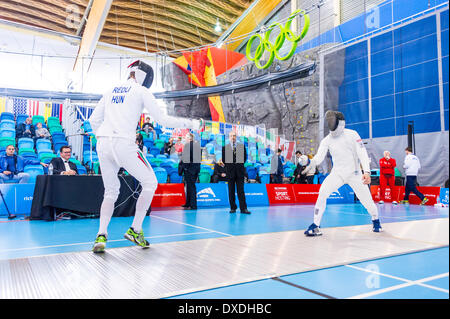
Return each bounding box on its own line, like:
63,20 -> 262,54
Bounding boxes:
127,60 -> 154,88
325,110 -> 345,137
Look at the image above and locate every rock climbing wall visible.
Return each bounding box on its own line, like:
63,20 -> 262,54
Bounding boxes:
162,62 -> 212,120
162,44 -> 345,157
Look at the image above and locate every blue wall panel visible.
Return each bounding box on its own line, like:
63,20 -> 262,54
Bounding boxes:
339,79 -> 368,105
345,123 -> 370,139
395,85 -> 441,116
444,83 -> 449,111
343,57 -> 368,82
395,111 -> 441,135
394,59 -> 439,92
371,48 -> 393,75
393,0 -> 438,23
445,110 -> 449,131
371,31 -> 393,54
394,34 -> 438,69
441,29 -> 448,57
339,100 -> 369,124
371,72 -> 395,98
372,119 -> 396,138
325,5 -> 447,139
372,95 -> 395,120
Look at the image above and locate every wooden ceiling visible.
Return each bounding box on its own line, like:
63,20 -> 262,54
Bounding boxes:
0,0 -> 254,57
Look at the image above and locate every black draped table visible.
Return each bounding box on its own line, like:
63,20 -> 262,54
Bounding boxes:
30,175 -> 149,221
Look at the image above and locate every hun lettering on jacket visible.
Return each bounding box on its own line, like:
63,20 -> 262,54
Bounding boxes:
111,86 -> 131,104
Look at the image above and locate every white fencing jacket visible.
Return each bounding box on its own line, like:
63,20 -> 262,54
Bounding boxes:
89,79 -> 199,141
311,128 -> 371,178
403,154 -> 421,176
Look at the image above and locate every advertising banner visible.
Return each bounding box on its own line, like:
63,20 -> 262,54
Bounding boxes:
151,183 -> 186,207
235,183 -> 269,207
196,183 -> 229,207
388,186 -> 441,205
327,184 -> 355,204
370,186 -> 402,202
439,188 -> 449,204
0,184 -> 35,216
266,184 -> 296,204
292,184 -> 321,203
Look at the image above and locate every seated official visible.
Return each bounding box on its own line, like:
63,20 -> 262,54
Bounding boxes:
0,144 -> 48,183
211,159 -> 227,183
49,145 -> 78,175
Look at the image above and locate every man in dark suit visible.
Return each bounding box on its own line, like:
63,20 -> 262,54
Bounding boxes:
293,151 -> 307,184
180,133 -> 200,210
270,149 -> 284,184
222,131 -> 251,214
49,145 -> 78,175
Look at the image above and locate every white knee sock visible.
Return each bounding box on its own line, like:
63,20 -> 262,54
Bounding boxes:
313,203 -> 326,226
97,197 -> 116,236
131,188 -> 155,232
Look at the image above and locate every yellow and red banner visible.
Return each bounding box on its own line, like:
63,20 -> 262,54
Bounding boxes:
173,47 -> 247,123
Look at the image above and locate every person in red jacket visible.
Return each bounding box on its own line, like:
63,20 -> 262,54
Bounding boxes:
379,151 -> 397,204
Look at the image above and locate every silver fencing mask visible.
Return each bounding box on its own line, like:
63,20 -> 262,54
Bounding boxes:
325,110 -> 345,137
127,60 -> 154,88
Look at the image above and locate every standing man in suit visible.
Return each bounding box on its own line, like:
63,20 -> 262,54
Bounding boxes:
222,131 -> 251,214
270,149 -> 284,184
181,133 -> 201,210
48,145 -> 78,175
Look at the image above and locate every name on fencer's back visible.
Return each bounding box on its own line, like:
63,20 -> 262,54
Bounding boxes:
111,86 -> 131,104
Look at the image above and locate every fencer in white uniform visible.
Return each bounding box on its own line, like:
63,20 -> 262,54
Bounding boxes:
304,110 -> 382,236
89,60 -> 201,253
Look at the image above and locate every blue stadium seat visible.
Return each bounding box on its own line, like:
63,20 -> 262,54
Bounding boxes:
18,138 -> 34,150
15,114 -> 29,125
53,141 -> 68,153
154,167 -> 168,183
24,165 -> 44,183
149,146 -> 161,157
205,143 -> 215,154
259,173 -> 270,184
83,121 -> 92,133
51,132 -> 66,143
0,128 -> 15,138
77,165 -> 87,175
21,153 -> 39,162
169,171 -> 182,183
0,120 -> 15,130
0,112 -> 15,122
246,166 -> 257,180
36,139 -> 52,152
143,138 -> 154,150
156,154 -> 168,159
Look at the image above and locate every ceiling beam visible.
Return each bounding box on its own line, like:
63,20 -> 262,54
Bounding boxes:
72,0 -> 113,88
100,28 -> 197,52
218,0 -> 282,52
0,0 -> 77,33
102,21 -> 199,48
109,5 -> 219,42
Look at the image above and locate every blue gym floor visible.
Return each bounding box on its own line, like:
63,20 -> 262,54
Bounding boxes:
0,203 -> 448,299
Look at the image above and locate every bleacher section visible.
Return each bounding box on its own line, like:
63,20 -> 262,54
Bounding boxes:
81,120 -> 324,185
0,111 -> 85,181
1,112 -> 323,185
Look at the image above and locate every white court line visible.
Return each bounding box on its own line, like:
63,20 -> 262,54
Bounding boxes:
150,215 -> 234,237
0,231 -> 213,253
335,211 -> 446,220
345,265 -> 449,298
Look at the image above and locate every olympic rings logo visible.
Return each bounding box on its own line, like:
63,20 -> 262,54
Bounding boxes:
246,9 -> 310,69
